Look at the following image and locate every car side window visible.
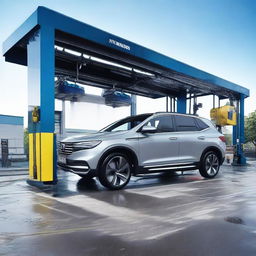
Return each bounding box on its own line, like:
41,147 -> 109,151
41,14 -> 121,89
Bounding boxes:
111,123 -> 129,132
174,115 -> 199,132
144,115 -> 174,133
195,118 -> 209,131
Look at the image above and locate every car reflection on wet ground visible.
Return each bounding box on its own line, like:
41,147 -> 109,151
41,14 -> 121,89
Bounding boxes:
0,161 -> 256,256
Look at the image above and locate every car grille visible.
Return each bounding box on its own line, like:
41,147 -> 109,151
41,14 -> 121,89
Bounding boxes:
58,142 -> 74,155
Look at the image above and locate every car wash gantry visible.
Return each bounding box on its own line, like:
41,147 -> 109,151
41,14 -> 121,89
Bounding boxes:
2,7 -> 249,184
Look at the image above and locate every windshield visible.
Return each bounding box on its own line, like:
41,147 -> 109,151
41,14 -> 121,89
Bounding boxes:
99,114 -> 152,132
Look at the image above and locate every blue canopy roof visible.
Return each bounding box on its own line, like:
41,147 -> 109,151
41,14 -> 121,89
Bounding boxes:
3,6 -> 249,99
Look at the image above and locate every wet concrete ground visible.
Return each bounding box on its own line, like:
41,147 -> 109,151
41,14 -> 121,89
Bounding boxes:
0,162 -> 256,256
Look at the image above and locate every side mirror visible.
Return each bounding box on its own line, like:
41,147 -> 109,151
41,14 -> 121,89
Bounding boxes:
141,125 -> 157,133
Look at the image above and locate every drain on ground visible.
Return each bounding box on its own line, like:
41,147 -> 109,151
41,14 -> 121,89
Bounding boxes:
225,216 -> 244,225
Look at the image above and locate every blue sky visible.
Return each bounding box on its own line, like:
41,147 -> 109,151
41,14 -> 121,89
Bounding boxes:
0,0 -> 255,125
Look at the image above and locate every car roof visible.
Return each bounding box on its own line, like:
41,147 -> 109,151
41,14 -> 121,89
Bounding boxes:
153,112 -> 203,119
130,112 -> 209,122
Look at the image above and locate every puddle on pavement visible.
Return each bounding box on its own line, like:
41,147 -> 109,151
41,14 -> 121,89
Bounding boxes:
225,216 -> 244,225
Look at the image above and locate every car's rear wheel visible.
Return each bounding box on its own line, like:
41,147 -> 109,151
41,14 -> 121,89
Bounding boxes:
199,151 -> 220,178
98,153 -> 131,190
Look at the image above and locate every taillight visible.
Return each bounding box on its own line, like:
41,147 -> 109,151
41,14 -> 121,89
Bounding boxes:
219,136 -> 226,143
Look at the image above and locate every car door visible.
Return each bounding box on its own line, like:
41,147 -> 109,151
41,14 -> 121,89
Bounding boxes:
174,115 -> 206,163
138,114 -> 180,168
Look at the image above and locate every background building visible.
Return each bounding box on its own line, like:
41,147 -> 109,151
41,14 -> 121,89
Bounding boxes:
0,114 -> 25,161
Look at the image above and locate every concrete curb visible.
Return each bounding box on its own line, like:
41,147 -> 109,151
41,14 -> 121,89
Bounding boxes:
0,168 -> 28,172
0,168 -> 28,177
0,173 -> 27,177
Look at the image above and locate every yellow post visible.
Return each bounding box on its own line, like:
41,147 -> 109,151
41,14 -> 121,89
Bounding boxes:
28,133 -> 54,182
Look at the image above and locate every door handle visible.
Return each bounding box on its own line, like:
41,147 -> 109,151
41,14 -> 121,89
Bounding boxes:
169,137 -> 177,140
198,136 -> 205,140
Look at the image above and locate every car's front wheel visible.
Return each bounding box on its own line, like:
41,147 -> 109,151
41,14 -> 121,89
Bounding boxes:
98,153 -> 131,190
199,151 -> 220,178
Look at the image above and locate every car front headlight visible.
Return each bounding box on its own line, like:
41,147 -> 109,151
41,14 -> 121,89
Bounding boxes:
73,140 -> 102,149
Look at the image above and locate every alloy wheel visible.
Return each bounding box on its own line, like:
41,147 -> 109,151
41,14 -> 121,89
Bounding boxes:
105,156 -> 131,187
205,153 -> 219,176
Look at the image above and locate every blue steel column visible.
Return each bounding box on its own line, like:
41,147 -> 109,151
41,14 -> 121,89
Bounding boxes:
40,26 -> 55,134
130,95 -> 137,116
232,99 -> 238,153
28,26 -> 55,133
232,122 -> 237,146
27,25 -> 56,182
238,94 -> 246,164
177,92 -> 187,114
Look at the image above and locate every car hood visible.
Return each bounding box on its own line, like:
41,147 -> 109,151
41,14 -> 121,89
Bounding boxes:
61,131 -> 129,143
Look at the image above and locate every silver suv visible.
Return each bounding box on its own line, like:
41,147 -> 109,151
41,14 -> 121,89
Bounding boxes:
58,113 -> 226,189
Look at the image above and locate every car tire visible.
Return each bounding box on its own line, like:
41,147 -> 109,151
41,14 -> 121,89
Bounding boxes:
98,153 -> 131,190
199,151 -> 220,178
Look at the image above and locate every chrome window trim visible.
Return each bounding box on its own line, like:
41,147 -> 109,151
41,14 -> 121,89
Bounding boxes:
135,113 -> 211,133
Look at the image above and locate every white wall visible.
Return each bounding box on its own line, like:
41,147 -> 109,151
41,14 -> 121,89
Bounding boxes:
137,96 -> 166,114
65,101 -> 130,131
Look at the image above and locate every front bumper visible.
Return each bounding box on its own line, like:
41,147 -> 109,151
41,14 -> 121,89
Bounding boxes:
58,159 -> 91,176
